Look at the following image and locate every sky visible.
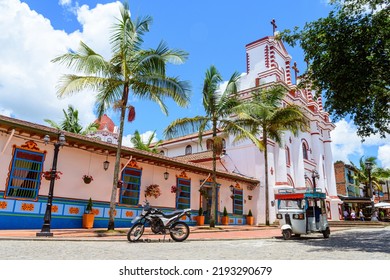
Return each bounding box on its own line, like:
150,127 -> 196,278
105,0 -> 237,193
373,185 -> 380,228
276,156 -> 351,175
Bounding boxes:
0,0 -> 389,169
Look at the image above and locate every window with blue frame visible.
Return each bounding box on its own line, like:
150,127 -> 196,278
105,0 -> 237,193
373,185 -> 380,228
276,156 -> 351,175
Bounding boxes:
120,167 -> 142,205
176,178 -> 191,209
233,188 -> 243,215
6,147 -> 45,199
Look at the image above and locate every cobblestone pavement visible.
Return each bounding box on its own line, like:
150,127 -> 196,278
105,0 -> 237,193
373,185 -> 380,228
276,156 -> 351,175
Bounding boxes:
1,226 -> 389,260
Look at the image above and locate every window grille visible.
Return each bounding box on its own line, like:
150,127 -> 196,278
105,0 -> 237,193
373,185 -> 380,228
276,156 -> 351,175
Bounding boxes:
233,188 -> 243,215
176,178 -> 191,209
120,167 -> 142,205
6,148 -> 45,199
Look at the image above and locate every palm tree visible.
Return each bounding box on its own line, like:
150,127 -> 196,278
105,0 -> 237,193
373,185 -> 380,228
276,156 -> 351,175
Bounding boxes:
164,65 -> 241,227
350,156 -> 385,197
44,105 -> 98,135
52,2 -> 190,230
229,85 -> 307,225
130,130 -> 162,153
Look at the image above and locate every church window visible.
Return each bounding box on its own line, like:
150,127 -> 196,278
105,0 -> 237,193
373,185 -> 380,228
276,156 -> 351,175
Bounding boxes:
185,145 -> 192,155
120,167 -> 142,205
285,146 -> 291,166
206,139 -> 213,151
6,146 -> 45,200
302,141 -> 309,160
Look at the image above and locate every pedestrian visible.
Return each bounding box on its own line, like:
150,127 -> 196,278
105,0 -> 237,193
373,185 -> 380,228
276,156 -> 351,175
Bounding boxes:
343,209 -> 349,220
350,209 -> 356,220
371,210 -> 379,221
359,209 -> 364,221
379,210 -> 385,221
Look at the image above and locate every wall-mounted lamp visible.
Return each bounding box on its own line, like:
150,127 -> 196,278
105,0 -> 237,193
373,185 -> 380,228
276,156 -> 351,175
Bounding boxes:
164,168 -> 169,180
229,184 -> 234,193
103,153 -> 110,171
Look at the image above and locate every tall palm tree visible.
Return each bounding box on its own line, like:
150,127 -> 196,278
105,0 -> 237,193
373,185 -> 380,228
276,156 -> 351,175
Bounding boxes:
130,130 -> 162,153
44,105 -> 98,135
229,85 -> 307,225
52,2 -> 190,230
164,65 -> 241,227
350,156 -> 384,197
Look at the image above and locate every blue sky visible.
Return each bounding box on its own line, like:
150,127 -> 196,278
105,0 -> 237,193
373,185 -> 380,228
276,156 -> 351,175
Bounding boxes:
1,0 -> 389,168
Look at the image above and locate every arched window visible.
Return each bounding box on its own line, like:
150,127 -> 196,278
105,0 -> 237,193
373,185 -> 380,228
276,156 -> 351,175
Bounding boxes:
302,141 -> 308,160
185,145 -> 192,155
206,139 -> 213,151
159,150 -> 165,156
285,146 -> 291,166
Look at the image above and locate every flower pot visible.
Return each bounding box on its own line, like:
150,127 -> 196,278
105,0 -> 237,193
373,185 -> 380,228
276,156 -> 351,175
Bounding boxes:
197,215 -> 205,226
82,213 -> 95,229
246,216 -> 254,225
221,216 -> 229,225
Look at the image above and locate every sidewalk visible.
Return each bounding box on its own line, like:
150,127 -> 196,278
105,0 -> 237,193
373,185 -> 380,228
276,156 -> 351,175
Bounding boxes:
0,225 -> 351,242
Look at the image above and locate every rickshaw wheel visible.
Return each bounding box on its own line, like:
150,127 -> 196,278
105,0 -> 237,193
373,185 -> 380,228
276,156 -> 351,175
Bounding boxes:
322,227 -> 330,238
282,229 -> 292,240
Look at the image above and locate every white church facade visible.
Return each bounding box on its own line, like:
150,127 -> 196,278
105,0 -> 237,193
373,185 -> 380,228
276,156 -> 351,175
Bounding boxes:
156,33 -> 343,224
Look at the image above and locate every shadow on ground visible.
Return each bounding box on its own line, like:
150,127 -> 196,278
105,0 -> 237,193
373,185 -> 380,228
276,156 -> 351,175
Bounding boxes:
290,228 -> 390,254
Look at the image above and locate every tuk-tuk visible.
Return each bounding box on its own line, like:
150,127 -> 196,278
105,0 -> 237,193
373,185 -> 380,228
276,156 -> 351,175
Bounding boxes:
275,188 -> 330,240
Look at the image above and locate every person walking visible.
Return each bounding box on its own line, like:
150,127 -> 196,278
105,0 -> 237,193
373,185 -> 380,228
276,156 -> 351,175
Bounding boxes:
359,209 -> 364,221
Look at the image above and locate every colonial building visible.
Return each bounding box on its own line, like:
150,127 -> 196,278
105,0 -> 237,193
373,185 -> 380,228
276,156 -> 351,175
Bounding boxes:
156,30 -> 343,223
0,114 -> 258,229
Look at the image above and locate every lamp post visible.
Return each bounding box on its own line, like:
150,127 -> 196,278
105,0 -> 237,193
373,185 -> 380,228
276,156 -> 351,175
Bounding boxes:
36,133 -> 66,237
311,169 -> 319,193
365,160 -> 375,215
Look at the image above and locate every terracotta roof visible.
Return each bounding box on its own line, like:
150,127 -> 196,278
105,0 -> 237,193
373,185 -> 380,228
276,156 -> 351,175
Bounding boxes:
175,151 -> 215,163
0,114 -> 259,186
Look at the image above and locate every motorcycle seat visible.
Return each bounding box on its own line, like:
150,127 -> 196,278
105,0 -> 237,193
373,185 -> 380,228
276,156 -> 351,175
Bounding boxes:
162,210 -> 184,218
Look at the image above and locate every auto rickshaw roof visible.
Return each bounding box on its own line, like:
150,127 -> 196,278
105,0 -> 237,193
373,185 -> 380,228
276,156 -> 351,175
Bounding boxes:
275,188 -> 326,200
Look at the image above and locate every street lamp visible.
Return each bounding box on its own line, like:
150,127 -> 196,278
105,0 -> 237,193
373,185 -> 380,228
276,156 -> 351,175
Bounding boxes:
365,160 -> 375,215
311,169 -> 320,193
36,133 -> 66,237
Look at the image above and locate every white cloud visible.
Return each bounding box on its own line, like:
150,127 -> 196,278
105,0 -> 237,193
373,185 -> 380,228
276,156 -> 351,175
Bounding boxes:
330,119 -> 364,162
59,0 -> 72,6
0,0 -> 121,129
331,118 -> 390,167
378,145 -> 390,169
122,130 -> 159,148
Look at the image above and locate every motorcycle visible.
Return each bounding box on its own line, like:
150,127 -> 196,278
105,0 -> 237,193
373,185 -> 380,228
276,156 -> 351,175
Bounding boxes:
127,200 -> 191,242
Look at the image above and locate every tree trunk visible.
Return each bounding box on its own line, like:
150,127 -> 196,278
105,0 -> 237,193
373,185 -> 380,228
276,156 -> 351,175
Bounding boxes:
210,119 -> 217,228
107,85 -> 129,230
263,129 -> 270,226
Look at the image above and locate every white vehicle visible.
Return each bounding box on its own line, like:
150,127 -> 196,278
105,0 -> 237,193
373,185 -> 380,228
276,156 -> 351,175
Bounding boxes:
275,189 -> 330,240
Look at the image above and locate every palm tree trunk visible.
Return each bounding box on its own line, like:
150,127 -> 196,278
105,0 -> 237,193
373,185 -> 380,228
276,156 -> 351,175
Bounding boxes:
107,85 -> 129,230
263,129 -> 270,226
210,119 -> 217,228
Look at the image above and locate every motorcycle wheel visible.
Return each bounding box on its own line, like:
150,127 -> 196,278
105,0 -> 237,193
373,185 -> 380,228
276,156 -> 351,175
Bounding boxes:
127,223 -> 145,242
169,221 -> 190,242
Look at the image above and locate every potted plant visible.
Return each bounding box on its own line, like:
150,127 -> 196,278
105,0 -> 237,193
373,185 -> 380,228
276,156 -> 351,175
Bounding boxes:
82,198 -> 95,229
82,175 -> 93,184
246,209 -> 254,225
197,207 -> 205,226
221,206 -> 229,225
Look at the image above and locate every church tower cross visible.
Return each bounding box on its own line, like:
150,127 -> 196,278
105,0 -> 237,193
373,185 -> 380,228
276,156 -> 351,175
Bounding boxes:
271,19 -> 277,34
292,61 -> 299,82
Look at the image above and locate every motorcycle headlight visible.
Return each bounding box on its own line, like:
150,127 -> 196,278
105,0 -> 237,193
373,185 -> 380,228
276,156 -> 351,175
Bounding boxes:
276,214 -> 283,219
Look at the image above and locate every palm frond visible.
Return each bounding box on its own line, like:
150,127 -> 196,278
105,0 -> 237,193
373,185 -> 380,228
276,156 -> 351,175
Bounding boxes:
164,116 -> 210,139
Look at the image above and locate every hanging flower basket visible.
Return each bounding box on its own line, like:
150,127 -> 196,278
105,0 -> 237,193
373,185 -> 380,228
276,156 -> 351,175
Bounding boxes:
41,170 -> 62,181
117,180 -> 124,188
144,184 -> 161,199
171,185 -> 180,194
82,175 -> 93,184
